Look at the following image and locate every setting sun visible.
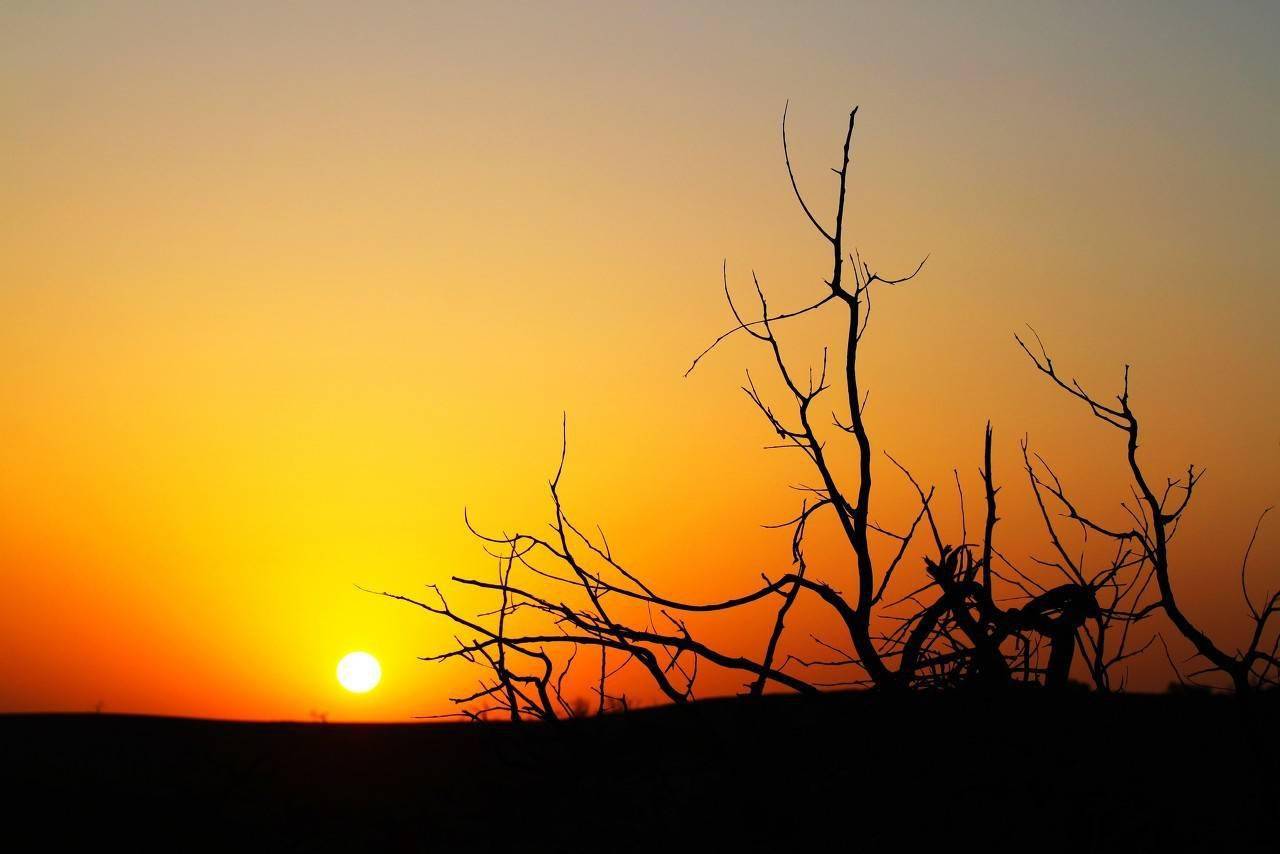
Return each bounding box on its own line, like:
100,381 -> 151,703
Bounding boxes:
336,652 -> 381,694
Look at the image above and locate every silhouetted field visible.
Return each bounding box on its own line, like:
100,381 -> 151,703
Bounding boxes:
5,691 -> 1277,851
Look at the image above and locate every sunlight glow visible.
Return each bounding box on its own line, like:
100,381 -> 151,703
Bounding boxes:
337,652 -> 381,694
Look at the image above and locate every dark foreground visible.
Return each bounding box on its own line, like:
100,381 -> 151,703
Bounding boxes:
4,691 -> 1278,851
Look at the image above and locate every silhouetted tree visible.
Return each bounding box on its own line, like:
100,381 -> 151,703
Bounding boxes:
1017,332 -> 1280,692
366,105 -> 1277,718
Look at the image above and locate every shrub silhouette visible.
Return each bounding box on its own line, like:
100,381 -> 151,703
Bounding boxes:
366,105 -> 1278,718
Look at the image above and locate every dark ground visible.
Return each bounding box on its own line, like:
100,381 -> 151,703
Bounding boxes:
4,691 -> 1278,851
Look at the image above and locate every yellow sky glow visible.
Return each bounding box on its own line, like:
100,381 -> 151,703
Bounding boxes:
2,2 -> 1278,719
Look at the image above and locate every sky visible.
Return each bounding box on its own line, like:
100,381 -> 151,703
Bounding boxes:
1,1 -> 1277,720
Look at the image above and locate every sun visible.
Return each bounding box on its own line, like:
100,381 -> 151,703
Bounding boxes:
336,651 -> 381,693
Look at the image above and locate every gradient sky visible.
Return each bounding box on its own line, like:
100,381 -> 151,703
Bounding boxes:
2,2 -> 1277,720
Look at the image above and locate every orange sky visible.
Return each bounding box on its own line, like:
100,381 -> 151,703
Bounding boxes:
2,2 -> 1278,720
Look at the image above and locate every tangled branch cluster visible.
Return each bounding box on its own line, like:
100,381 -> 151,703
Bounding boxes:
369,106 -> 1278,719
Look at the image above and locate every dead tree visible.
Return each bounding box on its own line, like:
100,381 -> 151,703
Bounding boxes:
368,105 -> 1276,716
1016,331 -> 1280,692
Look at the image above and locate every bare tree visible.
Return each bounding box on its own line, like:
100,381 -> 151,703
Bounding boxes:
1017,331 -> 1280,692
366,105 -> 1275,717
